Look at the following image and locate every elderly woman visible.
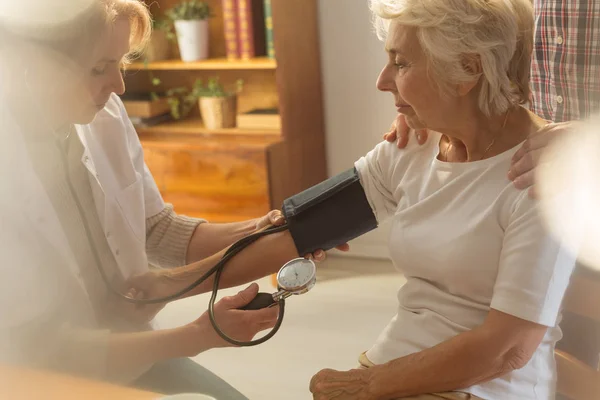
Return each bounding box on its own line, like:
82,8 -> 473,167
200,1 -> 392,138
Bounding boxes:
310,0 -> 575,399
0,0 -> 330,398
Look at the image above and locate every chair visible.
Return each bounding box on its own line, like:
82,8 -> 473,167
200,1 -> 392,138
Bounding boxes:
555,272 -> 600,400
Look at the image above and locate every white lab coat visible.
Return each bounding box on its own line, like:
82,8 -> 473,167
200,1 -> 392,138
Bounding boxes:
76,93 -> 165,277
0,93 -> 164,378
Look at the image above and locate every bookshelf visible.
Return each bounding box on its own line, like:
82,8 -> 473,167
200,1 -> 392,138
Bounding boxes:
127,0 -> 327,222
127,57 -> 276,71
135,117 -> 280,137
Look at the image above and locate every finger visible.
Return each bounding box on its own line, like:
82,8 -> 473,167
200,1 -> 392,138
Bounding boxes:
396,114 -> 410,149
305,254 -> 314,261
268,210 -> 285,225
248,304 -> 280,322
335,243 -> 350,252
383,131 -> 396,143
511,132 -> 555,165
513,169 -> 535,190
125,273 -> 151,289
528,186 -> 537,199
312,250 -> 326,262
416,129 -> 429,145
135,290 -> 145,300
508,148 -> 541,181
511,138 -> 531,165
224,283 -> 259,309
258,320 -> 278,331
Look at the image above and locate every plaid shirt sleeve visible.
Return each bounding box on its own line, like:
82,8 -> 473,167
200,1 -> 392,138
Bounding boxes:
530,0 -> 600,122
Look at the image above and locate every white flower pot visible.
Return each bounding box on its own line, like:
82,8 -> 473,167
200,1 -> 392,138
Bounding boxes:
174,19 -> 209,62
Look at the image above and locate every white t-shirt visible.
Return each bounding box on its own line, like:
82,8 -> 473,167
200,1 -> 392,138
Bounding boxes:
354,134 -> 576,400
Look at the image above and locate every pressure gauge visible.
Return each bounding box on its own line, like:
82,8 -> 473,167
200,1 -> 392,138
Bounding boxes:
240,258 -> 317,311
276,258 -> 317,294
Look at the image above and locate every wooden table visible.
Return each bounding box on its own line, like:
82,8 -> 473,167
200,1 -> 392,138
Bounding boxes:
0,365 -> 162,399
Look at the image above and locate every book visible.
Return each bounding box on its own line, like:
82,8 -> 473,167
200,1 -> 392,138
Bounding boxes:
263,0 -> 275,59
236,108 -> 281,130
222,0 -> 240,59
129,113 -> 173,128
120,93 -> 171,119
237,0 -> 267,59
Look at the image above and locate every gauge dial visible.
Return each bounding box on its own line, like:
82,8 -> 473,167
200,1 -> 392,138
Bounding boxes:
277,258 -> 316,292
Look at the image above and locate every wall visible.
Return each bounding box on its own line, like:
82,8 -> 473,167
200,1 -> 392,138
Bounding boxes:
317,0 -> 396,259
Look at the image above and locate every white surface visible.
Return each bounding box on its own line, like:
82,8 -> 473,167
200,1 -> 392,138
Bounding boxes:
155,255 -> 400,400
174,20 -> 209,62
317,0 -> 396,259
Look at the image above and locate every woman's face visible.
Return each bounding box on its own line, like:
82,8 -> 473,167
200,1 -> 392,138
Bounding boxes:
28,18 -> 130,126
376,23 -> 464,132
76,17 -> 130,123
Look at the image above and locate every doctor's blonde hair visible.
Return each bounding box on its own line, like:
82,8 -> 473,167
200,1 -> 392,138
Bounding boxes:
0,0 -> 152,64
102,0 -> 152,64
369,0 -> 534,116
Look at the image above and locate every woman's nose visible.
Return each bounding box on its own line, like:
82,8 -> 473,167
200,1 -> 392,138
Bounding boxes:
376,65 -> 395,93
113,74 -> 126,95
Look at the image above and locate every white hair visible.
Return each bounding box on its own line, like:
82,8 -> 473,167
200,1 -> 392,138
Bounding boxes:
370,0 -> 533,116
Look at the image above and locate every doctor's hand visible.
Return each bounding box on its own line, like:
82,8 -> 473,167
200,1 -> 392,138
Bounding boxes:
508,121 -> 578,198
383,113 -> 429,148
123,270 -> 182,323
101,274 -> 167,325
188,283 -> 279,351
256,209 -> 350,262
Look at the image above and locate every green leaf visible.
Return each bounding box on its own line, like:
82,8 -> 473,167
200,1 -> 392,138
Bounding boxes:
166,0 -> 211,21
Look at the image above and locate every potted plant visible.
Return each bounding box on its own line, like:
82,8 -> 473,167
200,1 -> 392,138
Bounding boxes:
165,85 -> 199,120
141,18 -> 175,62
194,77 -> 243,129
166,0 -> 211,62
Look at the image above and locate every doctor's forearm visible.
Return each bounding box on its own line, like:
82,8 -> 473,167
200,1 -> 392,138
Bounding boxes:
58,325 -> 200,382
185,219 -> 258,263
171,230 -> 298,297
102,326 -> 200,379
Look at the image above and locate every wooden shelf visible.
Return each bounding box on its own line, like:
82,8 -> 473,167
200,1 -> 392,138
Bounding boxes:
135,118 -> 280,139
126,57 -> 277,71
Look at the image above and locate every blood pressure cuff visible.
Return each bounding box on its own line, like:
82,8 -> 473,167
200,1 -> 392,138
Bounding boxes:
282,167 -> 378,256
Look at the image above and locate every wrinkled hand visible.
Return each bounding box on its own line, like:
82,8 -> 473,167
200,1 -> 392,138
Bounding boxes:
256,210 -> 350,262
383,113 -> 428,149
508,121 -> 578,198
310,368 -> 373,400
194,283 -> 279,350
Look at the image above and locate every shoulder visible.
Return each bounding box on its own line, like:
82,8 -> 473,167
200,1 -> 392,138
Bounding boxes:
367,131 -> 438,164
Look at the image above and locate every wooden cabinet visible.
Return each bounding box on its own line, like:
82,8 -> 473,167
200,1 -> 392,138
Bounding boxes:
126,0 -> 327,222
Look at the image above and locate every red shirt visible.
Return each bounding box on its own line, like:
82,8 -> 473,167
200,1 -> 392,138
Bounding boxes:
530,1 -> 600,122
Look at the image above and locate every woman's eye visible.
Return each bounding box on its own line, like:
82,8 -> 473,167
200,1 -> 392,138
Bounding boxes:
91,67 -> 106,76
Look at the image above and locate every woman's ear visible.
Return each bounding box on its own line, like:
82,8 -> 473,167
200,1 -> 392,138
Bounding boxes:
457,54 -> 482,96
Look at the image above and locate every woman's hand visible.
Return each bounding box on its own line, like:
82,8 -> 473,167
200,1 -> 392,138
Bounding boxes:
383,114 -> 429,148
310,368 -> 373,400
256,209 -> 350,262
189,282 -> 279,351
508,121 -> 578,197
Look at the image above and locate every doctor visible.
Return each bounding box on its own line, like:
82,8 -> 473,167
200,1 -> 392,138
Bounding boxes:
0,0 -> 339,398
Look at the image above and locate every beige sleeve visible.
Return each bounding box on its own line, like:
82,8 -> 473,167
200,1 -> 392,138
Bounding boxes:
145,204 -> 205,268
